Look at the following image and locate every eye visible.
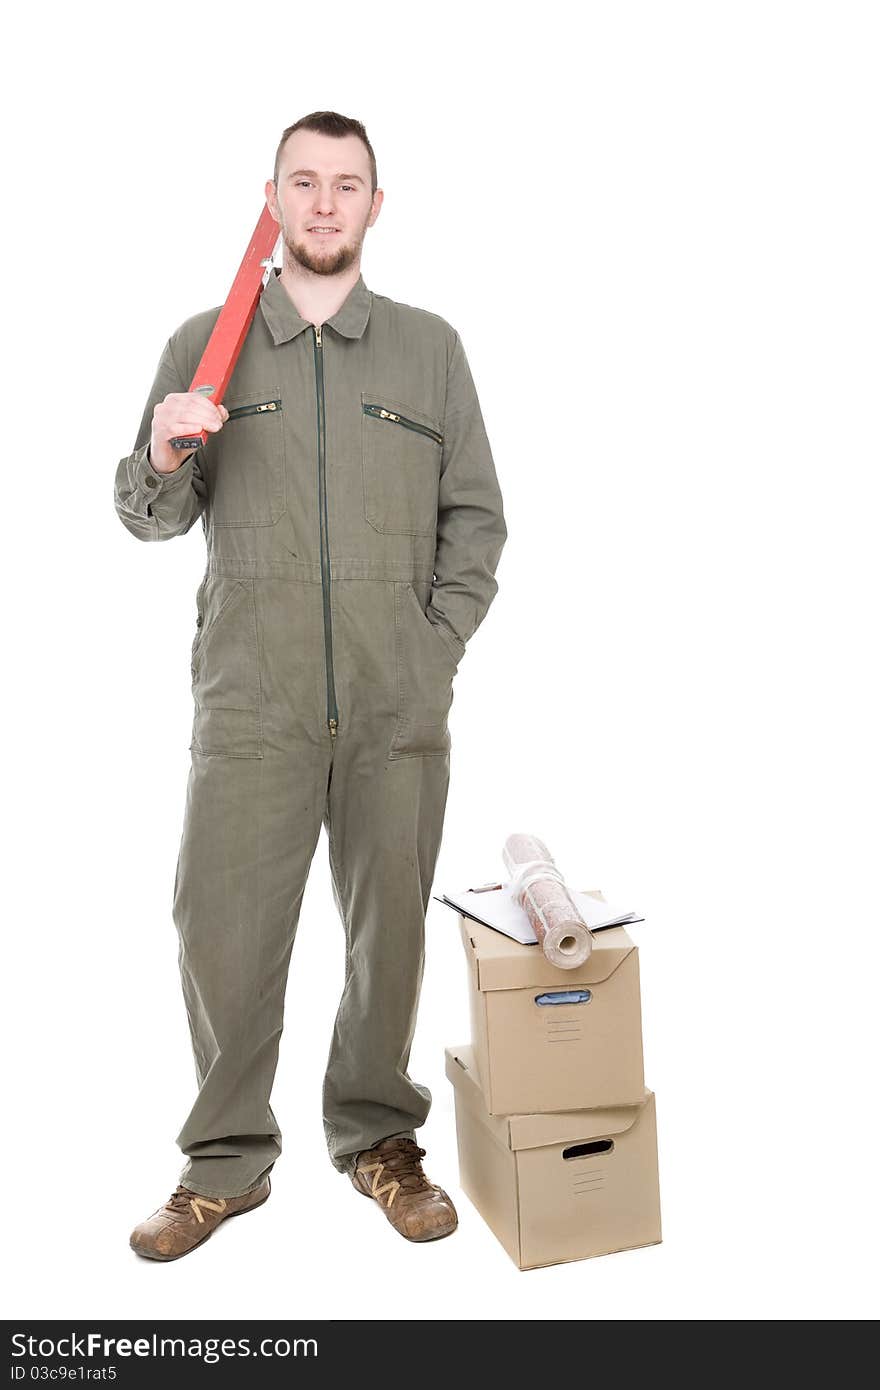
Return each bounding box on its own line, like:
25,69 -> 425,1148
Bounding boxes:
341,184 -> 355,192
295,180 -> 312,188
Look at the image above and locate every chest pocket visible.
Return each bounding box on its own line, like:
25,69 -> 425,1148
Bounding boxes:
361,393 -> 444,537
207,388 -> 286,527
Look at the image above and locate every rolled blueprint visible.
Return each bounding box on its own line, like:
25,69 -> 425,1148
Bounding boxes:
502,833 -> 593,970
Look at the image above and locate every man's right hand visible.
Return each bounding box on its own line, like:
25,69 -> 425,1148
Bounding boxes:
149,393 -> 230,474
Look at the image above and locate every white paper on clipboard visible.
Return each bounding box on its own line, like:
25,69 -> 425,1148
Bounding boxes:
433,882 -> 644,945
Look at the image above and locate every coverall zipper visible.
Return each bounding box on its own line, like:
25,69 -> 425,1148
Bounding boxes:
313,323 -> 339,739
362,403 -> 443,446
225,399 -> 282,420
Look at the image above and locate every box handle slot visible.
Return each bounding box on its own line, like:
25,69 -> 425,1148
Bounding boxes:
534,989 -> 592,1006
563,1140 -> 614,1160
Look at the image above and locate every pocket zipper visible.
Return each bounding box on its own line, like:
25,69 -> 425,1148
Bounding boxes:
225,398 -> 282,420
363,403 -> 443,446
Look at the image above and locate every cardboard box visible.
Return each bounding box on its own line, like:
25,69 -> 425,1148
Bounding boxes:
460,914 -> 645,1113
446,1045 -> 662,1270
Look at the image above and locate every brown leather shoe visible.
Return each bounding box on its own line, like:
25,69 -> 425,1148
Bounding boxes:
351,1136 -> 458,1242
129,1176 -> 271,1261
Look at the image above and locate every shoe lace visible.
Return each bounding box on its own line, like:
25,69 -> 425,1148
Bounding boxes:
164,1185 -> 197,1213
162,1185 -> 229,1224
371,1139 -> 432,1193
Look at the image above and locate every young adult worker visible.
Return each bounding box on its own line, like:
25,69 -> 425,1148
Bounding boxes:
114,111 -> 506,1261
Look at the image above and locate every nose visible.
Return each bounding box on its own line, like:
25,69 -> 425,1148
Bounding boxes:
312,185 -> 337,218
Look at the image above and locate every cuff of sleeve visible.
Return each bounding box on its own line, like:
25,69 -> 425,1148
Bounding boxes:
136,443 -> 195,495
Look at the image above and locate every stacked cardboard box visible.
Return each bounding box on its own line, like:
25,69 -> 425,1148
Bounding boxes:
446,902 -> 661,1270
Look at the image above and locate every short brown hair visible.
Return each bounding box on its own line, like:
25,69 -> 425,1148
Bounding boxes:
273,112 -> 377,196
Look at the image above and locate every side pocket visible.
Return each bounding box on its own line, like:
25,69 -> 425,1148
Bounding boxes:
190,575 -> 263,759
388,582 -> 459,760
190,574 -> 208,673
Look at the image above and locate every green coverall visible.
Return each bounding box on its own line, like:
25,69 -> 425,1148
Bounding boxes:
113,269 -> 507,1198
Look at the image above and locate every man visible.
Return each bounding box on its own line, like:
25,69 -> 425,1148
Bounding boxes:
115,111 -> 507,1261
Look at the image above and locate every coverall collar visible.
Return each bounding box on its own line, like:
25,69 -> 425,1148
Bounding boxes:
259,266 -> 372,345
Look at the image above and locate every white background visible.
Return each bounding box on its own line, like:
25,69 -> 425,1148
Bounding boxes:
3,0 -> 878,1323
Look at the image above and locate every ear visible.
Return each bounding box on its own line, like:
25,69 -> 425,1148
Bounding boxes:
264,179 -> 281,223
367,188 -> 384,228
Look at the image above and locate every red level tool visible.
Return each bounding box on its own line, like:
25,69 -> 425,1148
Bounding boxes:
170,205 -> 280,451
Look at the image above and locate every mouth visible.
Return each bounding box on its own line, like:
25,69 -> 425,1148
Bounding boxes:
308,227 -> 341,236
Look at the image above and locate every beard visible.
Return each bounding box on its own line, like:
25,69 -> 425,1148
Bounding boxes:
282,219 -> 367,277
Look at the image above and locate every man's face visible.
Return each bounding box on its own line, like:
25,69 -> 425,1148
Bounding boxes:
266,130 -> 382,277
